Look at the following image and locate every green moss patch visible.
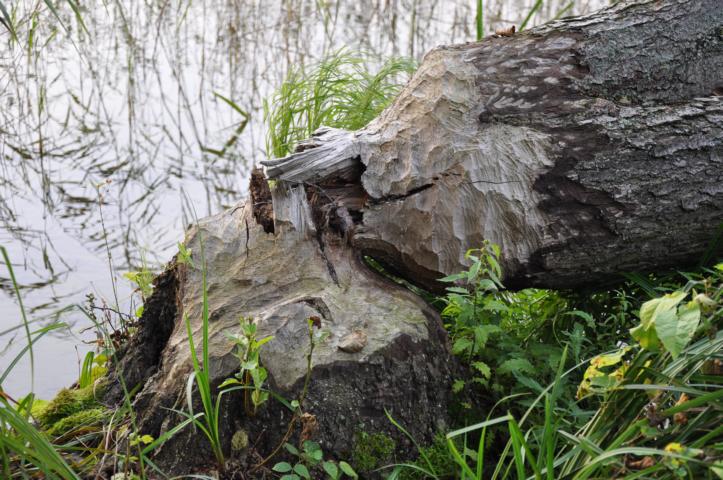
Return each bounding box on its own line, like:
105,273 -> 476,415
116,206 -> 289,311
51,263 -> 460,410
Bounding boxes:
36,380 -> 108,434
46,407 -> 109,437
351,431 -> 396,473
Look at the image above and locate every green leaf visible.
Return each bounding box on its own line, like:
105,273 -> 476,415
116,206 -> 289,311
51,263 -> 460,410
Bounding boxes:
218,378 -> 241,389
446,286 -> 470,294
339,461 -> 358,479
712,460 -> 723,479
452,379 -> 465,393
294,463 -> 311,479
482,299 -> 509,313
308,447 -> 324,462
632,291 -> 690,353
468,260 -> 481,281
630,322 -> 661,351
566,310 -> 595,327
655,300 -> 700,358
440,272 -> 466,283
497,357 -> 535,376
473,324 -> 501,347
273,462 -> 293,473
254,335 -> 275,348
641,291 -> 687,327
323,461 -> 339,479
477,279 -> 498,291
471,361 -> 491,379
452,337 -> 474,355
177,242 -> 194,266
284,443 -> 300,456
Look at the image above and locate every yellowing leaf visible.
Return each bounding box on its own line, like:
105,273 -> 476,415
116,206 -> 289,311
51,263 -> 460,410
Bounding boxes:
655,300 -> 700,358
590,348 -> 629,368
630,322 -> 661,351
632,291 -> 688,352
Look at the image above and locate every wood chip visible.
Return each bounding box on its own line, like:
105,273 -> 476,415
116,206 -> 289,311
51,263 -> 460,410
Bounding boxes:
495,25 -> 516,37
338,330 -> 367,353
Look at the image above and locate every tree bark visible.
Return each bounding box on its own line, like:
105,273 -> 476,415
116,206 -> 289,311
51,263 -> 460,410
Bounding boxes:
264,0 -> 723,292
113,0 -> 723,474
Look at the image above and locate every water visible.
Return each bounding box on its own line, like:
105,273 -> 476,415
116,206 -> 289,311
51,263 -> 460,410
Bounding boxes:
0,0 -> 607,399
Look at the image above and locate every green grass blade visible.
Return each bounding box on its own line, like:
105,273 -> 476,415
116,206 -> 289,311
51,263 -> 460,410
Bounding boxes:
141,412 -> 203,455
0,323 -> 65,386
447,415 -> 511,439
79,351 -> 95,388
475,0 -> 484,40
519,0 -> 543,31
662,388 -> 723,416
0,405 -> 81,479
508,416 -> 542,480
1,246 -> 35,392
446,436 -> 477,479
213,92 -> 250,119
578,447 -> 710,479
386,409 -> 437,476
476,421 -> 487,479
543,396 -> 554,480
42,0 -> 88,34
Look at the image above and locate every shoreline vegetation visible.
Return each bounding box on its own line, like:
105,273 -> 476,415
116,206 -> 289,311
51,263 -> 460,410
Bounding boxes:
1,1 -> 722,479
3,233 -> 722,478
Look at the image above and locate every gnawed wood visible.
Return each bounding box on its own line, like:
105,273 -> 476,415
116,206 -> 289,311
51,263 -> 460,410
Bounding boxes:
262,0 -> 723,291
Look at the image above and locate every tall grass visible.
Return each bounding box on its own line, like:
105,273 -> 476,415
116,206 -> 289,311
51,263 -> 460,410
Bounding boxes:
264,49 -> 415,158
0,246 -> 79,478
0,0 -> 87,40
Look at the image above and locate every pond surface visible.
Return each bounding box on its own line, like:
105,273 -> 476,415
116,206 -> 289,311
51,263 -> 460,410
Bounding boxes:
0,0 -> 606,399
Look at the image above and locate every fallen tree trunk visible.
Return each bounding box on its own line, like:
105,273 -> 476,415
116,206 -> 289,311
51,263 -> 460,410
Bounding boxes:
264,0 -> 723,292
112,0 -> 722,474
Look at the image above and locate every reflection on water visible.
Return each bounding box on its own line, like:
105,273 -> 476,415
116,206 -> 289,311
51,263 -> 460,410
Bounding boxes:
0,0 -> 606,398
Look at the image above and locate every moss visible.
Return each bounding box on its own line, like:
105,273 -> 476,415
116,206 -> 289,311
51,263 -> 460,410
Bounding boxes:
46,407 -> 109,437
36,379 -> 107,429
29,399 -> 49,419
351,431 -> 396,473
231,429 -> 249,452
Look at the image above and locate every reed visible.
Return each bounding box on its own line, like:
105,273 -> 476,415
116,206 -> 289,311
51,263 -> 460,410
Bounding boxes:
264,49 -> 415,159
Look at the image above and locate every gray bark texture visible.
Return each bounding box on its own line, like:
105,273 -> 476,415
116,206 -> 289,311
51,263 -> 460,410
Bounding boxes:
109,0 -> 723,475
264,0 -> 723,292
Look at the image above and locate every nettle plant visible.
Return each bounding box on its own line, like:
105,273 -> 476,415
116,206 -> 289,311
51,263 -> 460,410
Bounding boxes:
440,241 -> 505,390
221,316 -> 274,415
273,440 -> 358,480
439,242 -> 586,416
